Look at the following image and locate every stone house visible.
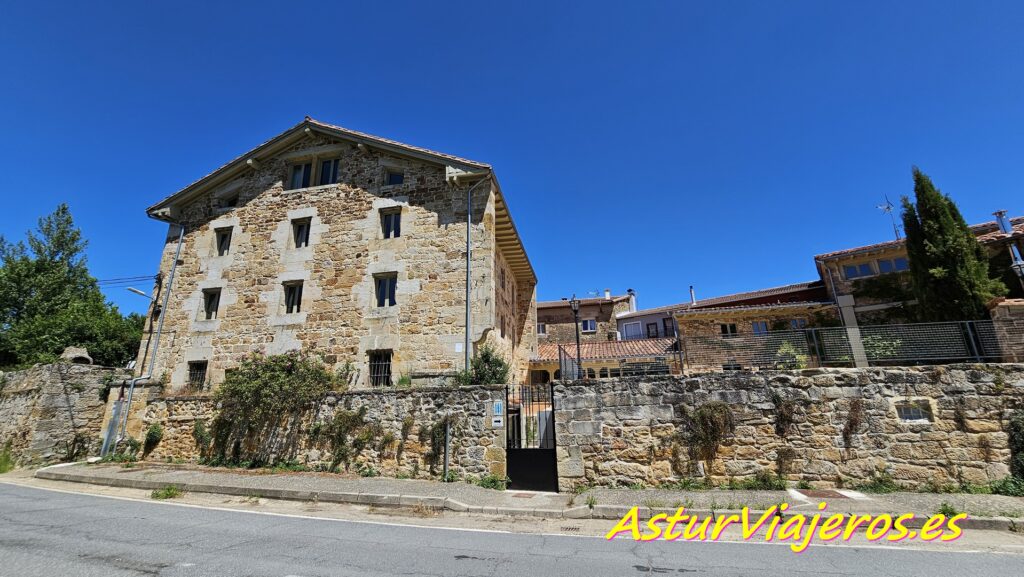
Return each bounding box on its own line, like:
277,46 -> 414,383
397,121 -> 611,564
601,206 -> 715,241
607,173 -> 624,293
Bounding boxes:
137,117 -> 537,391
535,290 -> 635,344
814,215 -> 1024,327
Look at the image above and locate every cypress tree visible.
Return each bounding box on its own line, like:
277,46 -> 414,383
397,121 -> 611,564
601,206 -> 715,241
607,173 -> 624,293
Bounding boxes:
901,168 -> 1006,321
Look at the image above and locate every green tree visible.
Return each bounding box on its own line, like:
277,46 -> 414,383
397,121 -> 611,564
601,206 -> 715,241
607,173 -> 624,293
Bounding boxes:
454,345 -> 511,386
0,204 -> 144,367
901,169 -> 1006,321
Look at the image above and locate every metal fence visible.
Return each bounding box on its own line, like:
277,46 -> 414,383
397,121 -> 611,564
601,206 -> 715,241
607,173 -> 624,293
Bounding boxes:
681,319 -> 1022,372
556,343 -> 684,380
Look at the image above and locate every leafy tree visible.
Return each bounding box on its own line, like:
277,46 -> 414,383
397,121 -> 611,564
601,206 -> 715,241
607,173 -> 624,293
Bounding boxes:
901,169 -> 1006,321
454,345 -> 511,386
0,204 -> 143,367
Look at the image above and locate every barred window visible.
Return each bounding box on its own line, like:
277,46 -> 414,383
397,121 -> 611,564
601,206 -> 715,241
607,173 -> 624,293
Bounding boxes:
215,227 -> 232,256
187,361 -> 208,389
368,350 -> 392,387
895,400 -> 933,422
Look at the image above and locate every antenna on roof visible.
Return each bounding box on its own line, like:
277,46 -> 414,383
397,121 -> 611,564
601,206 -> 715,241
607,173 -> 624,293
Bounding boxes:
876,195 -> 902,241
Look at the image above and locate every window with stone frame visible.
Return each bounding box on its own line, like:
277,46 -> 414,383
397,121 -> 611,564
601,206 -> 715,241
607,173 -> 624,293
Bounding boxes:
384,169 -> 405,186
537,322 -> 546,335
215,227 -> 233,256
202,288 -> 221,320
380,208 -> 401,239
289,162 -> 312,190
292,218 -> 311,248
720,323 -> 738,338
374,274 -> 398,308
187,361 -> 208,389
318,158 -> 340,186
368,350 -> 393,387
284,281 -> 303,314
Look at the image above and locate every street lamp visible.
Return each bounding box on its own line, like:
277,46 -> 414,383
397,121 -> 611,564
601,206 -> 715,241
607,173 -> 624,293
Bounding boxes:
126,287 -> 153,300
569,294 -> 583,380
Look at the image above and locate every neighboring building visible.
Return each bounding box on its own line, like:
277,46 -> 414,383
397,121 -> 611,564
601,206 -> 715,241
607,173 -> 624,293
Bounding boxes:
536,290 -> 635,344
617,303 -> 678,341
138,117 -> 537,391
815,216 -> 1024,326
530,337 -> 680,384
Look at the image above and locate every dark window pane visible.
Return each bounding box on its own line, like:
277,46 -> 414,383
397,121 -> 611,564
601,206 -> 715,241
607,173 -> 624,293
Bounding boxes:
319,159 -> 338,186
293,219 -> 310,248
859,263 -> 873,276
388,277 -> 397,306
894,257 -> 909,271
386,171 -> 404,186
646,323 -> 658,338
878,259 -> 893,274
843,265 -> 858,279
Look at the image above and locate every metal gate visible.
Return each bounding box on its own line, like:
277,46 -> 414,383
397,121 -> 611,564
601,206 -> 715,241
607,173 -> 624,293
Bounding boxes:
505,383 -> 558,492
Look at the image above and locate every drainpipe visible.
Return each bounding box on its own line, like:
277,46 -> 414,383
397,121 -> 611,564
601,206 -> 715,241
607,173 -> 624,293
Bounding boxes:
109,216 -> 185,454
451,170 -> 492,372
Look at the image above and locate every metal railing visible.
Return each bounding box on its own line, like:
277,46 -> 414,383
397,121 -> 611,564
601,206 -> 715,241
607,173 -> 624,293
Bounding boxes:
555,343 -> 685,380
681,319 -> 1022,372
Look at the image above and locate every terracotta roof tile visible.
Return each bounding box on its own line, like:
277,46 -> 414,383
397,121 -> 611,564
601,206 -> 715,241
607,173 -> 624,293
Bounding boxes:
534,337 -> 677,362
619,280 -> 825,319
537,295 -> 632,309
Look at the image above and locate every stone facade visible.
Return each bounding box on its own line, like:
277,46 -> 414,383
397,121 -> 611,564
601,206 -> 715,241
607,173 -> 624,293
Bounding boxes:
537,296 -> 633,344
554,365 -> 1024,491
990,299 -> 1024,362
0,363 -> 130,465
141,385 -> 506,480
137,119 -> 537,392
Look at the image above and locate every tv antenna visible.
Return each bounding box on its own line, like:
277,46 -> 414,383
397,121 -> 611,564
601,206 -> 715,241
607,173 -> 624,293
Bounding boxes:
876,195 -> 901,240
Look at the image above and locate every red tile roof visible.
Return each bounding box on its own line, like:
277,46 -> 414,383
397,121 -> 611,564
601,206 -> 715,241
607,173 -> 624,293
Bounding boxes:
619,280 -> 826,319
534,337 -> 677,362
815,217 -> 1024,261
678,300 -> 834,316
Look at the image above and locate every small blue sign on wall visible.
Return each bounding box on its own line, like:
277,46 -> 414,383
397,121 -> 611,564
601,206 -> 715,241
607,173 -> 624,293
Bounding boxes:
493,401 -> 503,416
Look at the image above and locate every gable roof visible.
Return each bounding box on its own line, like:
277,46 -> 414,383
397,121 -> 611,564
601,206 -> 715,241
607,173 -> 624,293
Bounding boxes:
815,216 -> 1024,261
145,117 -> 535,283
537,295 -> 632,310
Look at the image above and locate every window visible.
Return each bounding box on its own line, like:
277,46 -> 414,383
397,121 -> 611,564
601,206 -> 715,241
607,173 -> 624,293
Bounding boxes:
599,368 -> 609,378
215,227 -> 232,256
284,281 -> 303,314
380,209 -> 401,239
499,268 -> 506,290
537,323 -> 546,335
663,318 -> 675,337
720,323 -> 738,338
187,361 -> 208,389
202,288 -> 221,320
385,169 -> 405,186
368,350 -> 393,387
375,274 -> 397,308
586,368 -> 596,379
292,218 -> 311,248
289,162 -> 312,189
581,319 -> 597,333
646,322 -> 659,338
623,322 -> 642,340
224,195 -> 239,208
752,321 -> 769,336
877,257 -> 910,274
843,263 -> 874,279
722,360 -> 742,371
609,368 -> 621,378
318,158 -> 339,186
895,400 -> 933,422
790,318 -> 808,330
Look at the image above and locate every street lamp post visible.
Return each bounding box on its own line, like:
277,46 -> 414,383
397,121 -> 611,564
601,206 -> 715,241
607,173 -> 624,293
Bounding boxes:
569,294 -> 583,380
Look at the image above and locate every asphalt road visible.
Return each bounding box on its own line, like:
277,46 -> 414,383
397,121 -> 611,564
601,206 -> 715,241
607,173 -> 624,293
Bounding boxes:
0,483 -> 1019,577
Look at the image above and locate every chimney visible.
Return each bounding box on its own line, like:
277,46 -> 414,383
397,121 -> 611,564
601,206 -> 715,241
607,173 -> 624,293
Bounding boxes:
689,285 -> 697,305
626,288 -> 636,312
604,288 -> 611,300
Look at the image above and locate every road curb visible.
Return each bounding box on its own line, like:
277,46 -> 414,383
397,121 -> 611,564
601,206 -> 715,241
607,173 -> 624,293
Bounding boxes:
32,466 -> 1023,531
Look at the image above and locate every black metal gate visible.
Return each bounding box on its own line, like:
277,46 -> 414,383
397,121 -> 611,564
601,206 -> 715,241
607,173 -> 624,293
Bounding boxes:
505,383 -> 558,492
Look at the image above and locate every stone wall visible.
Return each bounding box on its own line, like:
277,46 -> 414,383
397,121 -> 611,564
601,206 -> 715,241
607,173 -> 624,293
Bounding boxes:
141,385 -> 506,480
0,363 -> 131,466
990,299 -> 1024,362
554,364 -> 1024,491
538,298 -> 631,344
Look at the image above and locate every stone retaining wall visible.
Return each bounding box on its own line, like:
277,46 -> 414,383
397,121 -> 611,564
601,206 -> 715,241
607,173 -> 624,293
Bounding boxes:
0,363 -> 130,465
554,364 -> 1024,492
142,385 -> 506,480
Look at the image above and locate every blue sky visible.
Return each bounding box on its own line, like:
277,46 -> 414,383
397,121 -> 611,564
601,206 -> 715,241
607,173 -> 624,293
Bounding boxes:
1,1 -> 1022,315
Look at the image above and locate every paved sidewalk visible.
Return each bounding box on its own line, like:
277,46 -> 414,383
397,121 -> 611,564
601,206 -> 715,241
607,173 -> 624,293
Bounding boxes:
34,463 -> 1024,530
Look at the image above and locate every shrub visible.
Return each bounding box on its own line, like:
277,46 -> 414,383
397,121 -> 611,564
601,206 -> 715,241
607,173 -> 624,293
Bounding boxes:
737,470 -> 787,491
210,351 -> 336,466
937,502 -> 961,517
324,406 -> 370,472
192,421 -> 212,458
453,345 -> 510,386
151,485 -> 184,500
842,398 -> 865,447
421,414 -> 459,475
0,440 -> 14,473
991,476 -> 1024,497
675,401 -> 735,474
770,391 -> 798,437
143,423 -> 163,457
476,474 -> 509,490
857,472 -> 899,494
1008,409 -> 1024,480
